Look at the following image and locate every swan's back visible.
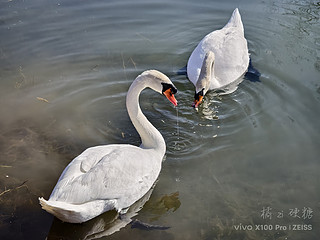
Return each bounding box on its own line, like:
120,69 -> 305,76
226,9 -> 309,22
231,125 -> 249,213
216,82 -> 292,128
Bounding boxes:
40,145 -> 162,223
187,8 -> 249,90
49,145 -> 161,206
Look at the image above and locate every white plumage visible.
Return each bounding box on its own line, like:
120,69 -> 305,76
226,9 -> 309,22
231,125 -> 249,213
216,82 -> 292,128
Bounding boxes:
187,8 -> 249,106
39,70 -> 177,223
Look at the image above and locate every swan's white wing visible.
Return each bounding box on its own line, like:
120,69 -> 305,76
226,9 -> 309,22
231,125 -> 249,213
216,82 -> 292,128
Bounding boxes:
49,145 -> 161,208
205,28 -> 249,84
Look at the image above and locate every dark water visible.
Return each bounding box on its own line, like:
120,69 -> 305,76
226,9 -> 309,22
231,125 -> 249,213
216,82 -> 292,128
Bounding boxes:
0,0 -> 319,239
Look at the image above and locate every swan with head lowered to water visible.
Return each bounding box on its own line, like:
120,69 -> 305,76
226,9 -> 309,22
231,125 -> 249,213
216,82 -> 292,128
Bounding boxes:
39,70 -> 178,223
187,8 -> 249,108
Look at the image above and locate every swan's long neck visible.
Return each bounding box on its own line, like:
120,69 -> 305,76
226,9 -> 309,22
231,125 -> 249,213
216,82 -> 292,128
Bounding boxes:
196,51 -> 215,92
126,76 -> 166,156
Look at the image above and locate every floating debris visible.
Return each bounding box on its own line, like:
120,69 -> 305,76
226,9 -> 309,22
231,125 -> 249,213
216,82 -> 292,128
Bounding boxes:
91,64 -> 99,71
0,165 -> 12,168
36,97 -> 49,103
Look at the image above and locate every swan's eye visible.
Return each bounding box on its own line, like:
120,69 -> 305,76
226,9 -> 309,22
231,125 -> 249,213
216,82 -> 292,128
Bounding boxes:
194,88 -> 204,99
161,83 -> 177,95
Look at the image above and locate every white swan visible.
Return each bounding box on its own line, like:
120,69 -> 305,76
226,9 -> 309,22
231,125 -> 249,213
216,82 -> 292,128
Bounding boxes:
39,70 -> 178,223
187,8 -> 249,107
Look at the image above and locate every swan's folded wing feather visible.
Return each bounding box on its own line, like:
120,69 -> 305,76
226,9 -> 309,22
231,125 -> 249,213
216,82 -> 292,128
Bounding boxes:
53,145 -> 116,184
49,145 -> 160,206
196,28 -> 248,81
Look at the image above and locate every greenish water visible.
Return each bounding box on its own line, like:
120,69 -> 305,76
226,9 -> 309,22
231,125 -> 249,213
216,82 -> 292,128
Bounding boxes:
0,0 -> 319,239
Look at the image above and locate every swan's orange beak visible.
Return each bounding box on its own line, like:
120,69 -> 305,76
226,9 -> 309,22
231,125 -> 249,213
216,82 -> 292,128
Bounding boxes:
192,95 -> 203,108
193,88 -> 204,108
163,88 -> 178,106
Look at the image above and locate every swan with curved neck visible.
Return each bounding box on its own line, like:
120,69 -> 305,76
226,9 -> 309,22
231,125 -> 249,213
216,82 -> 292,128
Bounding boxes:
187,8 -> 249,108
39,70 -> 177,223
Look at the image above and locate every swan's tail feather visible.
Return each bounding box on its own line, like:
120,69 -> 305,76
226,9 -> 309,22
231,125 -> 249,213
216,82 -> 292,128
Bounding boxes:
39,197 -> 116,223
225,8 -> 244,32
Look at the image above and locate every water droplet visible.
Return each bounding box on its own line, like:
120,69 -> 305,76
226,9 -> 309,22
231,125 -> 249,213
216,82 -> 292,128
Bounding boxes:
176,107 -> 179,139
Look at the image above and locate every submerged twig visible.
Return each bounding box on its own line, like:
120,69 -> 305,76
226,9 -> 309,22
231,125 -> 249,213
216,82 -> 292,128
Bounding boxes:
0,180 -> 28,197
136,33 -> 153,43
130,57 -> 137,69
212,174 -> 221,185
121,52 -> 127,80
121,52 -> 126,70
131,219 -> 170,230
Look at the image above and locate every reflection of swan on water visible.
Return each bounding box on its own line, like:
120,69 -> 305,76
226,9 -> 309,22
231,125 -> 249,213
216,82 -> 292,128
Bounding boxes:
83,187 -> 155,240
39,70 -> 178,223
47,188 -> 178,240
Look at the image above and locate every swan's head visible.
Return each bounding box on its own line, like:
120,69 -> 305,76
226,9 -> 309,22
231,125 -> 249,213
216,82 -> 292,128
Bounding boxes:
162,82 -> 178,106
193,51 -> 215,108
193,88 -> 205,108
139,70 -> 178,106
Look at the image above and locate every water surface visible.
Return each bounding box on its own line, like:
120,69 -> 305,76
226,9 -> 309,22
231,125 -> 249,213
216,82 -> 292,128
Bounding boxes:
0,0 -> 319,239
